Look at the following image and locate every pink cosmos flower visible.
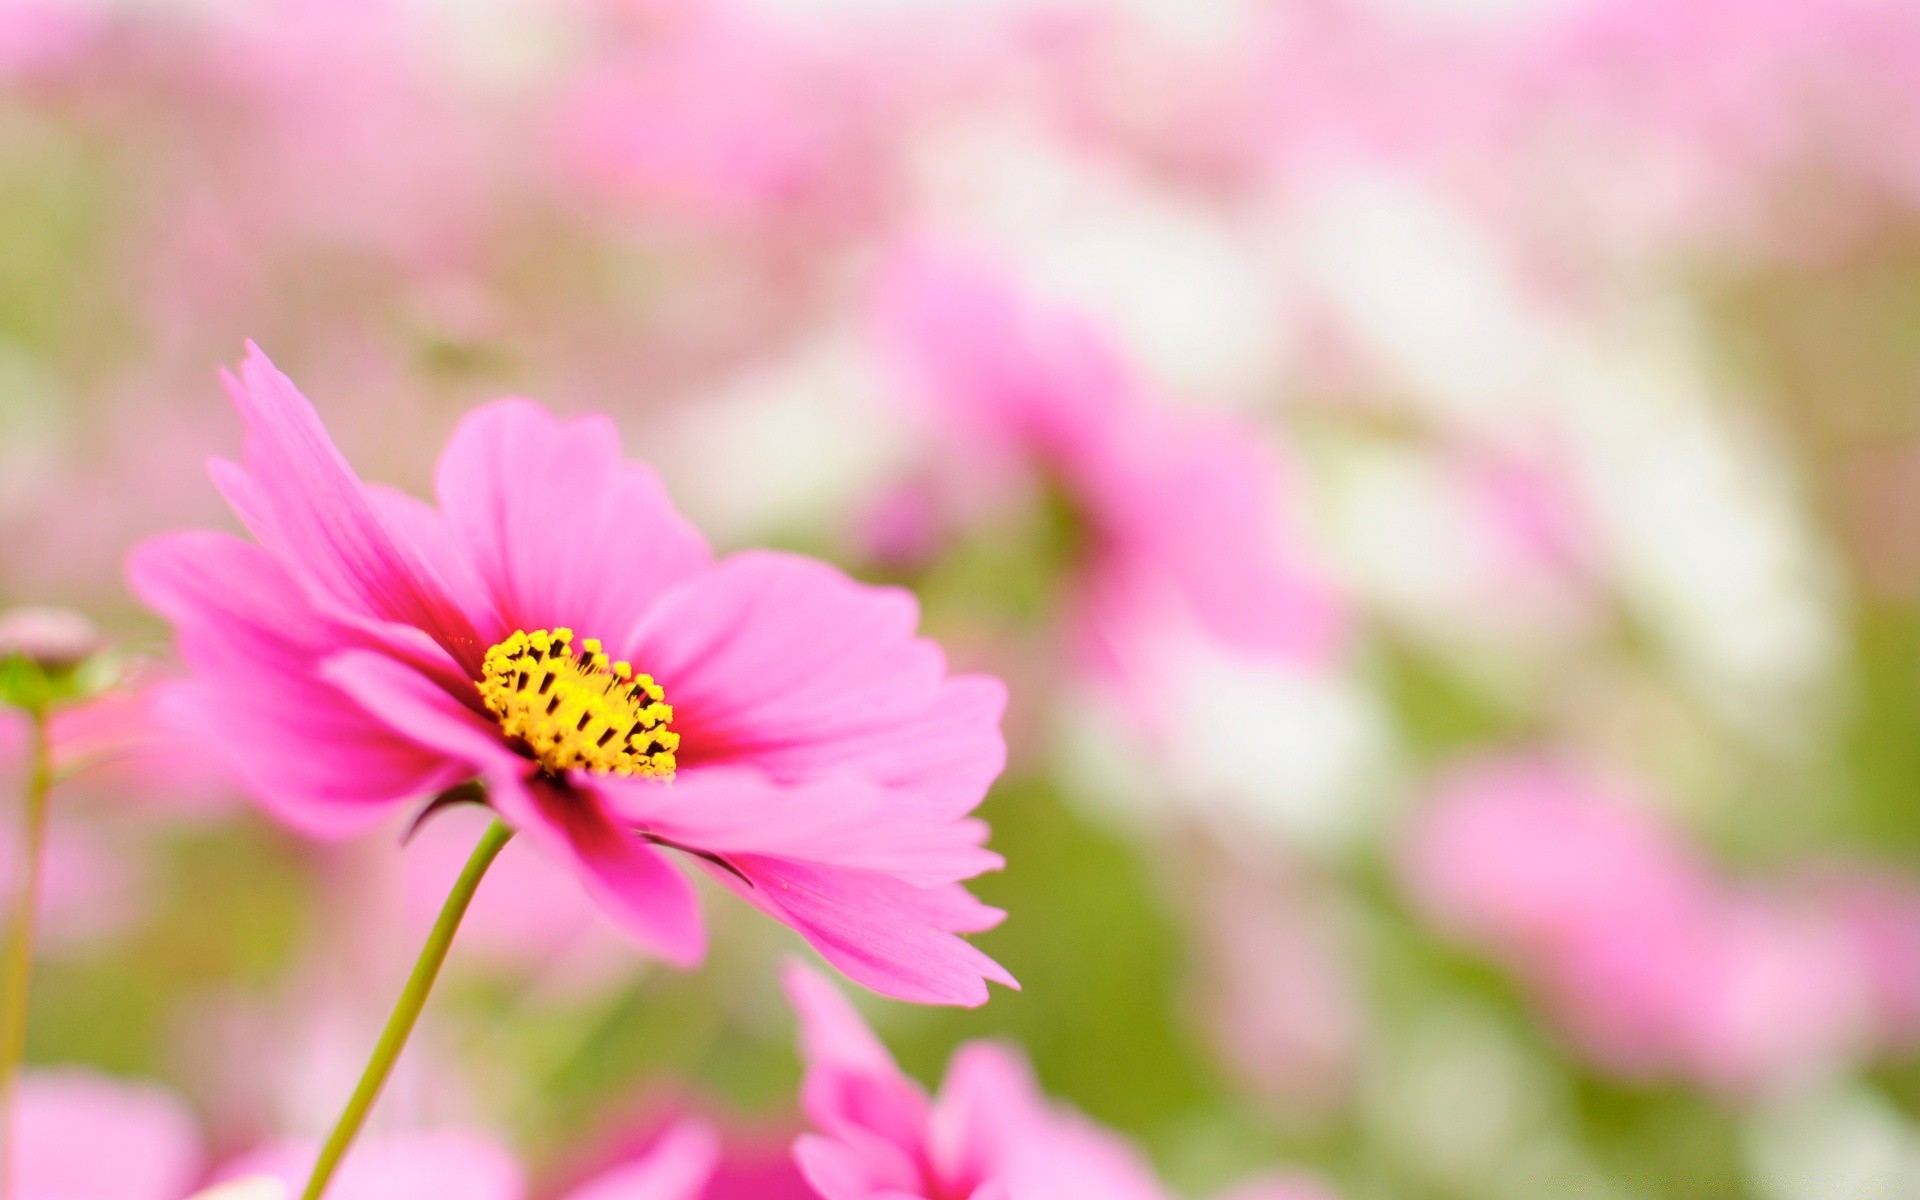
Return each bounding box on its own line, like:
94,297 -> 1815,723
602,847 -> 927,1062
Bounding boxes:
129,345 -> 1012,1006
783,962 -> 1337,1200
873,248 -> 1343,727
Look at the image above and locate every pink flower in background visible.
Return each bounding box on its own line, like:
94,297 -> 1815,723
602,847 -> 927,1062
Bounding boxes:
10,1069 -> 203,1200
10,1073 -> 744,1200
1188,855 -> 1359,1123
1817,871 -> 1920,1047
0,815 -> 136,948
399,803 -> 634,993
1404,757 -> 1714,960
46,672 -> 240,817
784,962 -> 1337,1200
230,1117 -> 775,1200
220,1131 -> 522,1200
1404,753 -> 1910,1094
553,1107 -> 816,1200
130,345 -> 1012,1006
554,0 -> 949,239
873,248 -> 1344,725
559,1119 -> 722,1200
0,1 -> 93,79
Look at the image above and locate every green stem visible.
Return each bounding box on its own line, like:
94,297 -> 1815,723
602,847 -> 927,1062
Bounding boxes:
0,709 -> 53,1200
300,817 -> 512,1200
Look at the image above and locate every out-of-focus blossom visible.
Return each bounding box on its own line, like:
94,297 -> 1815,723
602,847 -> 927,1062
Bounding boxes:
132,0 -> 501,330
0,1 -> 93,80
1403,753 -> 1920,1095
225,1117 -> 793,1200
874,246 -> 1343,723
45,670 -> 239,816
0,605 -> 99,669
1187,852 -> 1359,1122
400,803 -> 633,994
554,1110 -> 814,1200
559,1118 -> 719,1200
554,0 -> 916,240
10,1068 -> 203,1200
131,346 -> 1012,1006
220,1131 -> 523,1200
1802,871 -> 1920,1050
784,961 -> 1336,1200
0,812 -> 135,949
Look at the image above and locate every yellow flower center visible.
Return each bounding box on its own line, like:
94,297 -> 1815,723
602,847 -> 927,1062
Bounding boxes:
478,628 -> 678,777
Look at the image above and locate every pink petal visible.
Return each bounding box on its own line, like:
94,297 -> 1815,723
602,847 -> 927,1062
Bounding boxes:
783,959 -> 901,1077
220,1132 -> 523,1200
1101,423 -> 1345,665
364,482 -> 504,643
940,1049 -> 1167,1200
562,1120 -> 720,1200
129,532 -> 467,837
783,964 -> 930,1193
434,399 -> 710,643
319,650 -> 519,778
598,770 -> 1002,888
926,1044 -> 1045,1187
722,858 -> 1014,1006
995,1104 -> 1170,1200
13,1069 -> 202,1200
791,1135 -> 895,1200
489,771 -> 706,968
632,552 -> 1006,820
212,344 -> 487,676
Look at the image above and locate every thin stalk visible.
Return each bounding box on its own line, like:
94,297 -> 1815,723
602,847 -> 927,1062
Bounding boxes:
0,708 -> 53,1200
300,817 -> 513,1200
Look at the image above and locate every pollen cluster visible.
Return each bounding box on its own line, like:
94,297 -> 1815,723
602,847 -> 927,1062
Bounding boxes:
478,628 -> 678,777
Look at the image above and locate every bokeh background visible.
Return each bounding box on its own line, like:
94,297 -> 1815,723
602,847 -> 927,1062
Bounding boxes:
4,0 -> 1920,1195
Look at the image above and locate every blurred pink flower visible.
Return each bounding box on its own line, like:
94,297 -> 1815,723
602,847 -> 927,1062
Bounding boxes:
400,803 -> 633,994
0,1 -> 93,79
1404,756 -> 1713,960
136,0 -> 498,321
1404,754 -> 1903,1094
219,1131 -> 522,1200
130,345 -> 1011,1006
873,247 -> 1344,725
1189,856 -> 1359,1122
784,962 -> 1335,1200
10,1069 -> 203,1200
48,672 -> 240,818
553,0 -> 938,240
553,1108 -> 813,1200
1801,870 -> 1920,1049
0,710 -> 144,949
0,605 -> 99,668
0,814 -> 136,949
560,1119 -> 721,1200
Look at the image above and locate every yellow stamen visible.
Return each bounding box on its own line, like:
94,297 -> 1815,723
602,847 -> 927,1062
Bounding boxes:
477,627 -> 678,777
